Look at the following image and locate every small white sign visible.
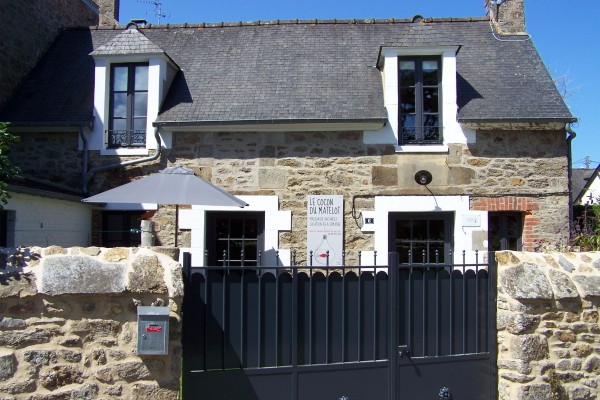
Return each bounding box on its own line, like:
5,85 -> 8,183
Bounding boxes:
307,195 -> 344,266
462,214 -> 481,227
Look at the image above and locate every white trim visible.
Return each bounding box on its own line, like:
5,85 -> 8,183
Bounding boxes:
179,196 -> 292,267
362,195 -> 488,266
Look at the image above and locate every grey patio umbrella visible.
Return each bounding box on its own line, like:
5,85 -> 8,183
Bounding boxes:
82,166 -> 248,245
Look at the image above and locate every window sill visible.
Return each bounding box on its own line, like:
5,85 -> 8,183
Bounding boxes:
395,144 -> 449,153
100,148 -> 150,156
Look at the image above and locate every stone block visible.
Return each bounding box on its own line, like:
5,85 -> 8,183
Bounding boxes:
40,256 -> 126,295
497,311 -> 539,334
39,364 -> 83,389
130,382 -> 179,400
113,361 -> 151,382
500,263 -> 553,300
546,268 -> 579,300
516,383 -> 552,400
572,275 -> 600,299
510,334 -> 548,361
0,272 -> 37,298
259,168 -> 287,189
104,248 -> 129,262
0,350 -> 17,381
23,349 -> 58,366
0,317 -> 26,329
128,255 -> 167,294
371,166 -> 397,186
0,328 -> 56,349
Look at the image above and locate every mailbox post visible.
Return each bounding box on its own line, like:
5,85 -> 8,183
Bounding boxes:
137,306 -> 170,355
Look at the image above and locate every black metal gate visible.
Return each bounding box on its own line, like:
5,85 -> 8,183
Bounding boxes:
181,252 -> 496,399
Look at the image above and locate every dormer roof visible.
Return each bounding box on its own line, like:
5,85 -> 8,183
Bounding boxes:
90,27 -> 166,56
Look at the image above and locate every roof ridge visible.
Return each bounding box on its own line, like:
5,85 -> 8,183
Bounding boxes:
74,16 -> 488,31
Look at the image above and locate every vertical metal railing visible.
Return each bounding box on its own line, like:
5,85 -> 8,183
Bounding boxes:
184,250 -> 491,372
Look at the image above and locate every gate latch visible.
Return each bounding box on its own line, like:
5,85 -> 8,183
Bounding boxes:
397,345 -> 410,359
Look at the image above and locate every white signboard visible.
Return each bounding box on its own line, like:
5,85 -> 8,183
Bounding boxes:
307,195 -> 344,266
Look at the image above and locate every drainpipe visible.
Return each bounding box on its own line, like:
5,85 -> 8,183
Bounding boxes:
83,126 -> 162,194
79,125 -> 89,194
566,123 -> 577,237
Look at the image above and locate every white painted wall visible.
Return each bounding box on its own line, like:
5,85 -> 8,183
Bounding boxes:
4,192 -> 93,247
178,195 -> 292,267
580,175 -> 600,205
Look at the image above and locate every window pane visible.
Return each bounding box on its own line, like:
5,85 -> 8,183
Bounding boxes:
423,88 -> 439,113
401,115 -> 416,141
216,218 -> 229,238
412,220 -> 427,240
396,220 -> 411,240
113,93 -> 127,117
244,219 -> 258,237
399,61 -> 416,86
412,244 -> 427,263
112,118 -> 126,131
230,218 -> 243,238
113,67 -> 128,91
133,118 -> 146,131
422,60 -> 439,85
134,93 -> 148,116
400,88 -> 416,113
135,66 -> 149,90
429,219 -> 445,240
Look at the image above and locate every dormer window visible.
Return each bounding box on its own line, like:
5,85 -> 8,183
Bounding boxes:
399,57 -> 441,145
108,63 -> 149,148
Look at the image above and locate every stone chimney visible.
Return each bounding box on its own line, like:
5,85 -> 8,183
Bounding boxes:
485,0 -> 526,35
96,0 -> 120,27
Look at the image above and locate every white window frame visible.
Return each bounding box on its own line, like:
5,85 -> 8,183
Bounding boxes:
364,47 -> 475,152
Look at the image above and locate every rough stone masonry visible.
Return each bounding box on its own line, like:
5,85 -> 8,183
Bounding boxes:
496,251 -> 600,400
0,246 -> 182,400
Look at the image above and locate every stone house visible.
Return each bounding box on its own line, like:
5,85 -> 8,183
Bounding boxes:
572,166 -> 600,206
0,0 -> 576,266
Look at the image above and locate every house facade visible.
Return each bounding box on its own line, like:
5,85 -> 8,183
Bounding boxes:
0,0 -> 575,265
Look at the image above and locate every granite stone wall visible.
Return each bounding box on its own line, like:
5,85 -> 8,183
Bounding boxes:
496,251 -> 600,400
0,246 -> 182,400
12,128 -> 569,251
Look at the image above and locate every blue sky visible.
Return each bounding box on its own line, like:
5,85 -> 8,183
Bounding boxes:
120,0 -> 599,168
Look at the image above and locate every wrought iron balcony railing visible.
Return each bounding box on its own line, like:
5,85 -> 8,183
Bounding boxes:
400,126 -> 441,145
106,130 -> 146,148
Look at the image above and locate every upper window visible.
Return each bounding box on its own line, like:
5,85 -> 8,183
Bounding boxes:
108,63 -> 149,148
398,57 -> 441,145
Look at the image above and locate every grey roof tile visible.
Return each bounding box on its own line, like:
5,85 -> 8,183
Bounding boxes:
90,27 -> 165,56
0,18 -> 574,126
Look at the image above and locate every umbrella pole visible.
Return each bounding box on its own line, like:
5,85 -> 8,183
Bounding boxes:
175,204 -> 179,247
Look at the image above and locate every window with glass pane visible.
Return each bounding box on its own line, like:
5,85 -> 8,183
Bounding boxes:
389,213 -> 453,264
108,63 -> 148,148
398,57 -> 441,145
206,212 -> 264,267
102,211 -> 145,247
488,212 -> 523,251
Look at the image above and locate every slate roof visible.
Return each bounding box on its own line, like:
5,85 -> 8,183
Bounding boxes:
572,166 -> 600,204
90,27 -> 166,56
0,18 -> 575,126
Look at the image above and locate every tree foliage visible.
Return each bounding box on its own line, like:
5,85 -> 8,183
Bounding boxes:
0,122 -> 20,207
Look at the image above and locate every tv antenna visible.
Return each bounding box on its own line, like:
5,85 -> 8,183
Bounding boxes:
138,0 -> 170,24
